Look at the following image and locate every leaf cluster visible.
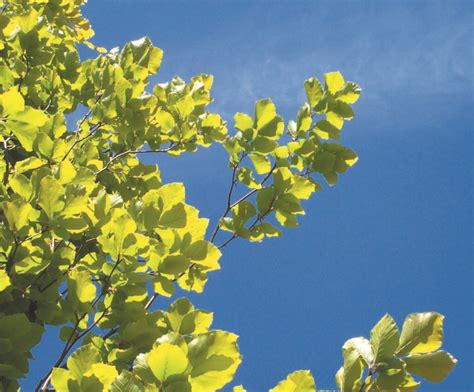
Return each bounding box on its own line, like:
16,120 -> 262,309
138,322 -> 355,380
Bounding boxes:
0,1 -> 456,391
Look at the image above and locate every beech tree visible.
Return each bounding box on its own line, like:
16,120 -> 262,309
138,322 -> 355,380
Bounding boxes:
0,1 -> 457,391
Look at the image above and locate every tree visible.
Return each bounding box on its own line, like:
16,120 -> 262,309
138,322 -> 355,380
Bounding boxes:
0,1 -> 456,391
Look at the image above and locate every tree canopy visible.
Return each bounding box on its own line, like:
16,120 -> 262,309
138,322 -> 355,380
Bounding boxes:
0,1 -> 456,391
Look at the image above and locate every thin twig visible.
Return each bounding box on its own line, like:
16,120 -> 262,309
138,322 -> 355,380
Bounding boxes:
35,312 -> 86,391
217,234 -> 238,249
96,143 -> 177,175
2,138 -> 11,185
62,121 -> 103,161
36,258 -> 121,391
209,161 -> 277,243
209,160 -> 240,242
62,93 -> 103,161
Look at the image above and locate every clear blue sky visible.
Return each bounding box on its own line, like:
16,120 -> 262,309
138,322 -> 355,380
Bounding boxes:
26,1 -> 472,390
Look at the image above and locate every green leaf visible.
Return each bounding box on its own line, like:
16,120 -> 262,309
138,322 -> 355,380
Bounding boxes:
330,101 -> 354,120
325,71 -> 345,94
234,112 -> 253,132
251,136 -> 277,153
0,88 -> 25,115
404,351 -> 456,383
237,167 -> 261,189
336,82 -> 361,104
343,337 -> 374,366
0,270 -> 11,293
155,183 -> 185,205
296,103 -> 312,132
98,213 -> 137,260
233,200 -> 256,224
59,159 -> 77,183
127,36 -> 163,74
370,314 -> 400,362
10,173 -> 33,199
166,298 -> 194,332
159,254 -> 190,275
375,371 -> 420,391
147,343 -> 188,382
153,275 -> 175,298
275,210 -> 298,227
14,156 -> 47,174
159,203 -> 187,228
188,330 -> 241,392
274,194 -> 303,214
2,199 -> 32,232
179,310 -> 213,335
184,240 -> 221,270
82,363 -> 119,391
289,176 -> 318,200
397,312 -> 444,355
36,132 -> 54,157
66,344 -> 102,380
7,107 -> 49,151
314,119 -> 340,139
270,370 -> 316,392
340,346 -> 364,392
110,370 -> 144,392
153,109 -> 175,133
254,99 -> 276,132
304,77 -> 324,108
68,269 -> 96,304
51,368 -> 78,392
0,313 -> 43,353
249,153 -> 271,175
261,222 -> 281,238
38,176 -> 65,219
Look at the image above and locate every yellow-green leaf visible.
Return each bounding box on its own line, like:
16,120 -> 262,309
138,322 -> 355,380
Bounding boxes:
270,370 -> 316,392
397,312 -> 444,355
370,314 -> 400,362
68,270 -> 96,304
38,176 -> 65,219
147,343 -> 188,382
0,270 -> 11,293
188,331 -> 241,392
249,153 -> 271,175
2,199 -> 32,232
404,351 -> 456,383
0,88 -> 24,115
15,156 -> 47,174
325,71 -> 345,94
304,77 -> 324,108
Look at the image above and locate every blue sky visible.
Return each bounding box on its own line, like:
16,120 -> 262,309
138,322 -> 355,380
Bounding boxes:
26,1 -> 472,391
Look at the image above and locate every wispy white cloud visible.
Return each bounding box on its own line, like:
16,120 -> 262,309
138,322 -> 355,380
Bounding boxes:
191,2 -> 473,129
140,1 -> 472,131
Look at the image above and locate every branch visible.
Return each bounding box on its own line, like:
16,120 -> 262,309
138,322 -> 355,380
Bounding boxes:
62,121 -> 103,161
36,258 -> 121,391
2,138 -> 11,185
17,53 -> 30,93
209,160 -> 276,243
209,159 -> 240,243
35,311 -> 87,392
99,160 -> 275,349
217,191 -> 276,250
37,238 -> 90,293
62,93 -> 103,161
217,234 -> 237,249
96,143 -> 177,175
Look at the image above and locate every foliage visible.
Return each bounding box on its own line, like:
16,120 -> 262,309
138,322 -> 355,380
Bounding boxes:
335,312 -> 456,392
0,0 -> 455,391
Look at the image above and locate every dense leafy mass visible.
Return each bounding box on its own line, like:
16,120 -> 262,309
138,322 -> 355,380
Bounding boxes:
0,1 -> 455,391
